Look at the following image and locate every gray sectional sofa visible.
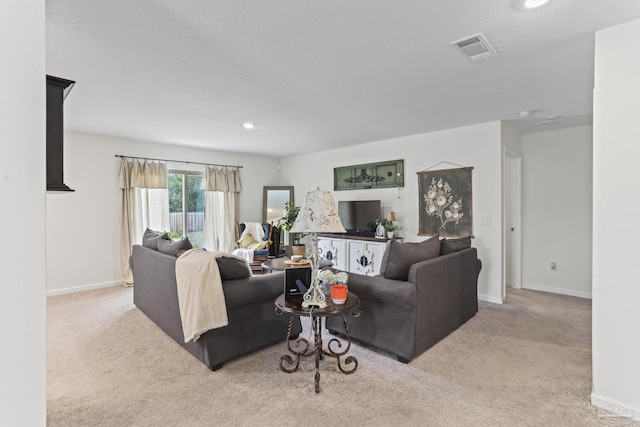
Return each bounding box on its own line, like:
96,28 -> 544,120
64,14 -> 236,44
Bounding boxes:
131,228 -> 479,369
326,236 -> 481,363
131,239 -> 301,371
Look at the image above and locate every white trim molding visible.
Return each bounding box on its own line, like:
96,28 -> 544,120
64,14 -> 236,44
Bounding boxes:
47,281 -> 125,296
478,293 -> 505,304
522,283 -> 592,300
591,392 -> 639,421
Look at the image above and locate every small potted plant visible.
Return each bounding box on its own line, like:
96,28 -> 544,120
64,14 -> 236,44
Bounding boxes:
274,201 -> 306,257
375,218 -> 397,239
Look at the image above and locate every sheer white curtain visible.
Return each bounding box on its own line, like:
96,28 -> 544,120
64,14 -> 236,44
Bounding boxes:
118,158 -> 169,283
201,166 -> 241,252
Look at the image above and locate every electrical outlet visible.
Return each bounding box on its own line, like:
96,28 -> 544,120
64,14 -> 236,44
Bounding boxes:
551,262 -> 557,270
480,217 -> 491,226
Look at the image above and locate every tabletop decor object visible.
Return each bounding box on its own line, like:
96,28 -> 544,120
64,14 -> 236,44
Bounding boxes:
290,188 -> 346,308
318,269 -> 349,295
374,217 -> 397,239
386,211 -> 397,238
330,284 -> 348,304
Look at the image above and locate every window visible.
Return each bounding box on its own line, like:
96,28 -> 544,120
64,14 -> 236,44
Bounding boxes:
168,171 -> 205,247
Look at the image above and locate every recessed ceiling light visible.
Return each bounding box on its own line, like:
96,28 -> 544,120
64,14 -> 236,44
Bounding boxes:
525,0 -> 549,8
242,122 -> 255,129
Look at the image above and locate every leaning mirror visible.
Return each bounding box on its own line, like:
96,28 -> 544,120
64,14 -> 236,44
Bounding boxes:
263,186 -> 294,224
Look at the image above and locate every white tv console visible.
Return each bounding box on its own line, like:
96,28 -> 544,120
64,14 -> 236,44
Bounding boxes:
318,234 -> 397,276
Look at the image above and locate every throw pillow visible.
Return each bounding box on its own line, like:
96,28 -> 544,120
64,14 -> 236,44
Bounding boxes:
216,256 -> 251,280
158,237 -> 193,257
237,233 -> 268,251
247,240 -> 267,251
379,236 -> 441,281
238,233 -> 258,249
142,228 -> 170,250
440,237 -> 472,255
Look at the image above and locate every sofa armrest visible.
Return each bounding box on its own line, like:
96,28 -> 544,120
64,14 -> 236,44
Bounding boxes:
407,247 -> 480,355
222,271 -> 286,309
407,247 -> 479,287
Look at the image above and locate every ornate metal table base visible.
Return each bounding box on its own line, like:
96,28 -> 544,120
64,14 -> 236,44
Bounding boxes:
275,293 -> 361,393
279,315 -> 358,393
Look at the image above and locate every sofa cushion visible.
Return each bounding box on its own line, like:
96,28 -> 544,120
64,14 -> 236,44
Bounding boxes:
440,237 -> 472,255
142,228 -> 170,250
379,236 -> 440,281
345,273 -> 416,310
216,256 -> 251,280
158,237 -> 193,257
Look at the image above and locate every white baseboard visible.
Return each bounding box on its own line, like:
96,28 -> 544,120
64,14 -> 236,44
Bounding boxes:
591,392 -> 639,421
478,294 -> 504,304
522,283 -> 592,299
47,280 -> 125,296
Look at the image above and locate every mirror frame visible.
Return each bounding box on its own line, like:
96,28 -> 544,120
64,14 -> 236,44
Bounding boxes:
263,186 -> 294,224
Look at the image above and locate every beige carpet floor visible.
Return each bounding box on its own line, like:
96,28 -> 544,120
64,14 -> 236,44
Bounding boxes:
47,286 -> 637,426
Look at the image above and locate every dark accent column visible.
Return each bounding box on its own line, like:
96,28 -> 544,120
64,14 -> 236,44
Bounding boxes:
46,75 -> 75,192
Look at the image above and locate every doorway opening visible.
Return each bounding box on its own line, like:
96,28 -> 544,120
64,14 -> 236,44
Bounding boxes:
503,150 -> 523,300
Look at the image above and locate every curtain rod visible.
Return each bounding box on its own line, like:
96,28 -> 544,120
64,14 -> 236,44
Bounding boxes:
115,154 -> 243,169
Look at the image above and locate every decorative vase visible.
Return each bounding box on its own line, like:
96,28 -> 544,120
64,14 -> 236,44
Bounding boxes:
291,244 -> 306,257
387,231 -> 394,239
321,280 -> 331,295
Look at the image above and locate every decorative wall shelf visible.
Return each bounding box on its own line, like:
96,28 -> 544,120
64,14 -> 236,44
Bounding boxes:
334,159 -> 404,191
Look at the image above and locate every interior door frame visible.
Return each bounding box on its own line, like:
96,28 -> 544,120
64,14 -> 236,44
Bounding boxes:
502,148 -> 523,301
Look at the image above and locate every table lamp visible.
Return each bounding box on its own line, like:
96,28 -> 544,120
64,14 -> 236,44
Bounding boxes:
290,188 -> 346,308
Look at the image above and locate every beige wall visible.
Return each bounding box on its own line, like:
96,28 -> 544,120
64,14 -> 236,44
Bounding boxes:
521,125 -> 593,298
46,131 -> 281,294
280,121 -> 504,303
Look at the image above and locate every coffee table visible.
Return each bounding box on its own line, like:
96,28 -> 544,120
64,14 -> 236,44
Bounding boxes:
274,293 -> 360,393
261,257 -> 309,273
262,257 -> 332,273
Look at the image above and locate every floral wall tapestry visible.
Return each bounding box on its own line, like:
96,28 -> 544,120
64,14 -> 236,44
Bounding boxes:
417,166 -> 473,237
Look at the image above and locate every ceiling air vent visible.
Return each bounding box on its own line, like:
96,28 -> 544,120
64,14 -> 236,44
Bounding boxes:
451,33 -> 498,61
537,116 -> 565,127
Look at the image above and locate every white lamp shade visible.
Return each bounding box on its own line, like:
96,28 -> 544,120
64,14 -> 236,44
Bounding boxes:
290,189 -> 346,234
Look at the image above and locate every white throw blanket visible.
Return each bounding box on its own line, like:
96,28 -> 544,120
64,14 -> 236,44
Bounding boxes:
232,222 -> 265,263
175,249 -> 234,343
241,222 -> 265,241
232,248 -> 254,263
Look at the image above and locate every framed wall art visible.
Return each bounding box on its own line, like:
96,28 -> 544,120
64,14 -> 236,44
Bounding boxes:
417,166 -> 473,237
334,160 -> 404,191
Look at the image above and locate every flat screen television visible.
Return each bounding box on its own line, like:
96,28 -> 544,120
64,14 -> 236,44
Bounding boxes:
337,200 -> 381,234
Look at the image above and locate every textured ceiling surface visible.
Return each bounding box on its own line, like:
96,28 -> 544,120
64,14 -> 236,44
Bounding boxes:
46,0 -> 640,157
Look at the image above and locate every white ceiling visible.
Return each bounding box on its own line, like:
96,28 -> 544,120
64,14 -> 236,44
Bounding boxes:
46,0 -> 640,158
